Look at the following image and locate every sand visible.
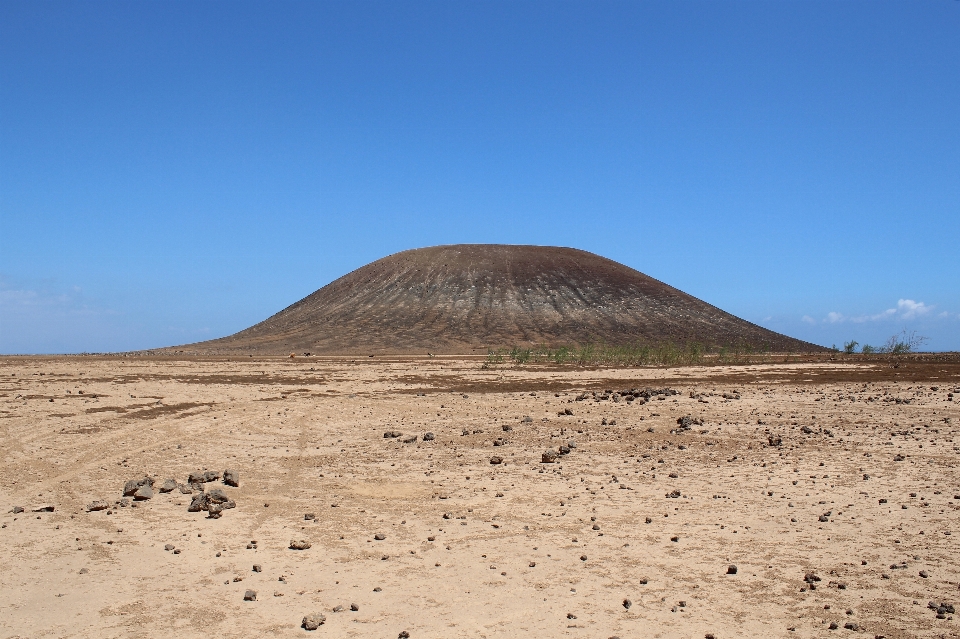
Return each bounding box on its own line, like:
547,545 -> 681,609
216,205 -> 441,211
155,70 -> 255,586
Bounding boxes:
2,355 -> 959,638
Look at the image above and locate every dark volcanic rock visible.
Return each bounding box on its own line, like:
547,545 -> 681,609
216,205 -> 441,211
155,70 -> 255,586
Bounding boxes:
302,613 -> 326,630
169,245 -> 821,355
223,470 -> 239,487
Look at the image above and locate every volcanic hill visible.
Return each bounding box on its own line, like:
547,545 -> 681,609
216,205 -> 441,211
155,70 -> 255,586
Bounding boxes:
175,244 -> 821,354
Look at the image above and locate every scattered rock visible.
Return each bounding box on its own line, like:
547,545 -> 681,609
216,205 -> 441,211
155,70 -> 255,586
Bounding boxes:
86,501 -> 108,512
253,564 -> 262,572
422,432 -> 435,441
159,479 -> 177,493
243,589 -> 257,601
768,434 -> 782,447
350,603 -> 359,611
133,484 -> 153,501
374,533 -> 386,540
542,449 -> 558,463
289,540 -> 312,550
164,544 -> 175,551
10,506 -> 24,514
401,435 -> 418,444
727,565 -> 738,575
305,513 -> 316,520
490,456 -> 503,465
302,613 -> 326,630
623,598 -> 632,609
223,470 -> 239,487
383,431 -> 402,439
123,477 -> 153,497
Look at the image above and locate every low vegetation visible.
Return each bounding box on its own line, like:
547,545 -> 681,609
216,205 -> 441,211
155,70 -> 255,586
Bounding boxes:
484,340 -> 772,368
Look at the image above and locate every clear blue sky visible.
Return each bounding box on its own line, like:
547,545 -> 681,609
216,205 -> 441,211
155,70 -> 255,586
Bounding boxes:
2,1 -> 958,354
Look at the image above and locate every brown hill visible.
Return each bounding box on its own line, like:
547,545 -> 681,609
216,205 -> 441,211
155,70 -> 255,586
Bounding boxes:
172,244 -> 822,354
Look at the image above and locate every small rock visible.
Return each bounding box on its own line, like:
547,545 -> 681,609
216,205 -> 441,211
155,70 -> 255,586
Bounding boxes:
374,533 -> 386,541
243,590 -> 257,601
490,456 -> 503,465
302,613 -> 326,630
10,506 -> 24,514
86,501 -> 109,512
133,485 -> 153,501
223,469 -> 239,487
727,565 -> 738,575
203,470 -> 220,482
159,479 -> 177,493
332,605 -> 344,612
383,431 -> 402,439
919,570 -> 929,578
289,539 -> 312,550
253,564 -> 262,572
305,513 -> 316,520
402,435 -> 418,444
164,543 -> 175,551
423,432 -> 435,441
350,603 -> 359,611
542,449 -> 558,464
623,598 -> 632,609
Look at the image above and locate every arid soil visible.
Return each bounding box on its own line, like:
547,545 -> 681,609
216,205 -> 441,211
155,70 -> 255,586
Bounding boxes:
2,355 -> 959,638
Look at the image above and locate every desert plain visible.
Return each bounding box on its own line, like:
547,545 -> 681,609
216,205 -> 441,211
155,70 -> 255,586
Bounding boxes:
2,354 -> 960,639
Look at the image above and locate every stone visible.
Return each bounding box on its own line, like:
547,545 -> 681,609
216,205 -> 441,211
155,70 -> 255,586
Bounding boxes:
350,603 -> 359,611
302,613 -> 327,630
203,470 -> 220,482
159,479 -> 177,493
304,513 -> 316,520
374,533 -> 386,540
207,502 -> 223,518
243,590 -> 256,601
253,564 -> 262,572
188,493 -> 209,512
223,470 -> 239,487
727,565 -> 738,575
123,477 -> 151,496
559,445 -> 571,455
178,483 -> 192,494
332,605 -> 344,612
188,471 -> 206,484
289,539 -> 312,550
10,506 -> 24,514
164,544 -> 175,551
768,435 -> 782,447
623,598 -> 632,609
383,431 -> 402,439
423,432 -> 435,441
401,435 -> 418,444
133,485 -> 153,501
542,449 -> 558,463
86,501 -> 108,512
489,456 -> 503,465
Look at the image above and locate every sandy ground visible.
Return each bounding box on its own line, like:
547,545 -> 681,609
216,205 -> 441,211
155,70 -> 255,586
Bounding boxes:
2,355 -> 960,639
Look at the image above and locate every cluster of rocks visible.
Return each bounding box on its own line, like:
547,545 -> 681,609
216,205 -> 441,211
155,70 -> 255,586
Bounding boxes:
542,441 -> 575,463
928,601 -> 955,619
384,431 -> 435,443
102,469 -> 239,519
575,387 -> 679,404
673,415 -> 703,434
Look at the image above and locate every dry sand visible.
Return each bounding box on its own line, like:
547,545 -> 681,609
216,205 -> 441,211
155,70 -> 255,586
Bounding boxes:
2,355 -> 959,638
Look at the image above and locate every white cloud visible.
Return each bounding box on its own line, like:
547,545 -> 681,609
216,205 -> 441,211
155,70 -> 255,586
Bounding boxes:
815,299 -> 938,324
801,315 -> 816,324
896,299 -> 933,319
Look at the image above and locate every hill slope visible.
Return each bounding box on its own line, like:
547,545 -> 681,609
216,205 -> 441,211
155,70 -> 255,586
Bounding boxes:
172,244 -> 821,354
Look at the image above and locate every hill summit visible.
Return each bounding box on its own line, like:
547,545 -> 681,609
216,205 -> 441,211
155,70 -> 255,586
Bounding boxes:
177,244 -> 820,354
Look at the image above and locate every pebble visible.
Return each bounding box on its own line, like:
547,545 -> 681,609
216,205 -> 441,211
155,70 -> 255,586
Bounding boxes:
243,590 -> 257,601
289,540 -> 312,550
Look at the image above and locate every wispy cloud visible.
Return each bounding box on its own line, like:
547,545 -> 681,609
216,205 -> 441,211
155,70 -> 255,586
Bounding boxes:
811,299 -> 939,325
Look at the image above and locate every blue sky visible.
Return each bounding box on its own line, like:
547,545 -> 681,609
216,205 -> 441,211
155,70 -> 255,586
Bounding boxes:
1,1 -> 958,354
